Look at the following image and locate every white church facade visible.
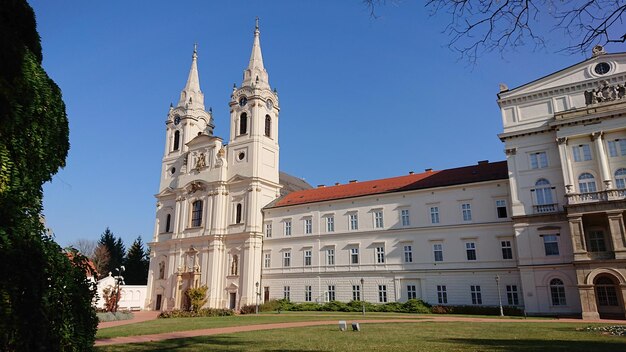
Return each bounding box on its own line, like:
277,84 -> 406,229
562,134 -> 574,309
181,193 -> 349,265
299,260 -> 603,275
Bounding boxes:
145,22 -> 626,319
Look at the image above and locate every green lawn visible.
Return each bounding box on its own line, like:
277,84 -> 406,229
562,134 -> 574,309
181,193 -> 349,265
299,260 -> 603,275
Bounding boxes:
97,312 -> 418,339
96,321 -> 626,352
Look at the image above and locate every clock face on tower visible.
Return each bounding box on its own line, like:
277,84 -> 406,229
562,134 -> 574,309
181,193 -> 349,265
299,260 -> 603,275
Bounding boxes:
174,115 -> 181,125
239,97 -> 248,107
266,99 -> 273,110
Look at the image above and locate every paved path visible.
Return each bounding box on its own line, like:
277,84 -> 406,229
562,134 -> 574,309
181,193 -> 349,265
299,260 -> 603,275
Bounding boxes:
95,314 -> 625,347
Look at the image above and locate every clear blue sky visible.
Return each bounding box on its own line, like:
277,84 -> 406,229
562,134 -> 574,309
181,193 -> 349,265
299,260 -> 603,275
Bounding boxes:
31,1 -> 593,248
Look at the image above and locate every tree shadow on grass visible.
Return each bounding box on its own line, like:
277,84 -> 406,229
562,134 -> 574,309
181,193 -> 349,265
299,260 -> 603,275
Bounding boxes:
441,338 -> 626,352
96,335 -> 326,352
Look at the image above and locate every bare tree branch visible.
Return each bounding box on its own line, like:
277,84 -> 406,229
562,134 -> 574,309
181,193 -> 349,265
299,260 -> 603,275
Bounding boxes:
365,0 -> 626,64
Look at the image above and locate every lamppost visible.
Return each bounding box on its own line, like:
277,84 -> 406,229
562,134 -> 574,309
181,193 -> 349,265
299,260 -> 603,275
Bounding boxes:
255,281 -> 260,315
113,265 -> 125,313
360,278 -> 365,316
495,275 -> 504,317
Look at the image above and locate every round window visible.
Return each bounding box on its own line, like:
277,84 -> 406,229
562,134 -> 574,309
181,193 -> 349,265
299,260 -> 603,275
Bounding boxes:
238,152 -> 245,161
171,167 -> 176,175
594,62 -> 610,75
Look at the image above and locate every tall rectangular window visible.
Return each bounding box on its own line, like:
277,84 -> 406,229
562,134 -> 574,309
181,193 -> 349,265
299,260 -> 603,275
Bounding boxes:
350,248 -> 359,264
376,246 -> 385,264
430,207 -> 440,224
496,200 -> 508,218
374,211 -> 384,228
284,221 -> 292,236
608,139 -> 626,157
543,235 -> 559,256
264,253 -> 271,268
304,250 -> 312,266
378,285 -> 387,303
283,286 -> 290,301
265,223 -> 272,238
506,285 -> 519,305
191,200 -> 203,227
407,285 -> 417,300
352,285 -> 361,301
588,230 -> 607,252
305,286 -> 312,302
471,285 -> 482,304
437,285 -> 447,304
466,242 -> 477,261
350,214 -> 358,230
283,252 -> 291,267
529,151 -> 548,169
433,243 -> 443,262
461,203 -> 472,221
327,285 -> 336,301
326,216 -> 335,232
326,248 -> 335,265
573,144 -> 592,162
501,240 -> 513,260
304,219 -> 312,234
401,209 -> 410,226
404,245 -> 413,263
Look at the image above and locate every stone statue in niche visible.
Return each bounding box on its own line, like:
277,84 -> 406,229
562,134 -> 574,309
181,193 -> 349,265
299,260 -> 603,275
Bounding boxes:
195,152 -> 206,169
230,255 -> 238,276
159,261 -> 165,279
215,147 -> 226,168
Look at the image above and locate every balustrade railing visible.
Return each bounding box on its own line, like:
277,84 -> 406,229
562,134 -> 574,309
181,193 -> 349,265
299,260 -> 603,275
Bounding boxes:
533,203 -> 559,213
566,189 -> 626,205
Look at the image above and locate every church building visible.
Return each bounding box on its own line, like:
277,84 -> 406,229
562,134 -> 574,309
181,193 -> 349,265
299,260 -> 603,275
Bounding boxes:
145,21 -> 626,319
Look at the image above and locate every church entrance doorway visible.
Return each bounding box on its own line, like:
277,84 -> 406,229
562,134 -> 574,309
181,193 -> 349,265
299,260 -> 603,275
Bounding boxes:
155,294 -> 162,310
594,274 -> 624,319
229,292 -> 237,309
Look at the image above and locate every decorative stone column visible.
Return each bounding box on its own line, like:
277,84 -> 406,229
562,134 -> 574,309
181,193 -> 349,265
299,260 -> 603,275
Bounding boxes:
592,132 -> 612,189
557,137 -> 574,193
568,215 -> 587,260
607,211 -> 626,259
505,148 -> 525,215
578,284 -> 600,320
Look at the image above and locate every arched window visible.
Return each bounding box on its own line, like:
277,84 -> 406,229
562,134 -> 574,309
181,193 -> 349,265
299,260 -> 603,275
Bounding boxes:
239,113 -> 248,135
615,168 -> 626,189
264,115 -> 271,137
173,130 -> 180,151
236,203 -> 242,224
578,173 -> 597,193
534,179 -> 554,205
165,214 -> 171,233
595,276 -> 619,306
191,200 -> 203,227
549,278 -> 566,306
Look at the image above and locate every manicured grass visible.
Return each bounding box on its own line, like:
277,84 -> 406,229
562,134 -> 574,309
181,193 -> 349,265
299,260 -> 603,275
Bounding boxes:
97,312 -> 417,339
96,321 -> 626,351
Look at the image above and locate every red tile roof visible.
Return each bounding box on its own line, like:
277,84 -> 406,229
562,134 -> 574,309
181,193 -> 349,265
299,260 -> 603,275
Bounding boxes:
267,161 -> 508,208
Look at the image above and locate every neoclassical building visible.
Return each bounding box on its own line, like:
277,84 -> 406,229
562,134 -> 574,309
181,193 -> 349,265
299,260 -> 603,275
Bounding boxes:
145,21 -> 626,319
498,46 -> 626,319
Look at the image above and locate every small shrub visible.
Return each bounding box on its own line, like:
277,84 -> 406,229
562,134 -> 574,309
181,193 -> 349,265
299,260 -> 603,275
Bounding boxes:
430,305 -> 523,316
320,301 -> 351,312
402,299 -> 431,314
239,304 -> 257,315
186,286 -> 208,312
97,311 -> 134,322
158,308 -> 234,319
259,299 -> 281,312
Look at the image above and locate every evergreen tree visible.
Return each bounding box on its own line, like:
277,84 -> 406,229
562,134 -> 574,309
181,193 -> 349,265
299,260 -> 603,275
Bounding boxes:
98,227 -> 125,276
0,1 -> 97,350
124,236 -> 149,285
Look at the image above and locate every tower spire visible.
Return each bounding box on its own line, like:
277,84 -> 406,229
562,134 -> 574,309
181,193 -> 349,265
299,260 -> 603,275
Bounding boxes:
242,18 -> 269,89
178,43 -> 205,110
